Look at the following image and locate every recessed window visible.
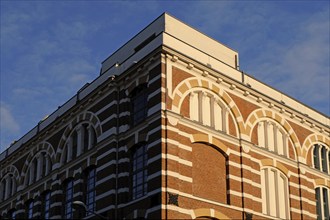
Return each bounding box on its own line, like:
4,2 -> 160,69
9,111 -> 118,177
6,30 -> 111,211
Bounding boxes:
313,144 -> 329,173
257,120 -> 288,157
261,168 -> 289,219
44,191 -> 51,219
64,180 -> 73,219
316,187 -> 330,220
131,85 -> 148,126
132,144 -> 148,199
86,168 -> 96,215
189,91 -> 227,132
27,200 -> 34,219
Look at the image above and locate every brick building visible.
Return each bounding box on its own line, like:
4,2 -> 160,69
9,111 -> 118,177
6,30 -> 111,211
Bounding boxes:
1,13 -> 329,220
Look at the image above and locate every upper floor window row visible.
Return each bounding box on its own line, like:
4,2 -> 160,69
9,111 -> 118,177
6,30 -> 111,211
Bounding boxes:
189,91 -> 228,132
64,123 -> 97,163
258,120 -> 289,157
313,144 -> 329,174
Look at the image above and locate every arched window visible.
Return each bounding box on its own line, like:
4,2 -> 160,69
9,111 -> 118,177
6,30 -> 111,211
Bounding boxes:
132,143 -> 148,199
257,120 -> 289,157
26,152 -> 52,185
313,144 -> 329,173
261,167 -> 290,219
64,123 -> 97,163
315,187 -> 329,220
0,174 -> 16,201
131,84 -> 148,126
189,91 -> 228,132
64,179 -> 74,219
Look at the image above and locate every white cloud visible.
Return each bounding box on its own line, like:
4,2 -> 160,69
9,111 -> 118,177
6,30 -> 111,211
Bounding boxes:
0,103 -> 20,134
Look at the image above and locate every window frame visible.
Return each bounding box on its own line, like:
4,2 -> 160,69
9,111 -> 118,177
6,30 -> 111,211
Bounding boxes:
261,167 -> 290,219
313,144 -> 329,174
85,168 -> 96,215
315,186 -> 330,220
131,84 -> 148,126
132,143 -> 148,200
64,179 -> 74,219
43,191 -> 51,219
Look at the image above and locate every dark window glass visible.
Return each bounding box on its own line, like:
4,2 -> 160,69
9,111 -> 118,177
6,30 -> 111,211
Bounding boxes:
316,188 -> 321,220
323,188 -> 329,220
44,192 -> 51,219
72,131 -> 78,159
132,144 -> 148,199
84,124 -> 89,152
321,147 -> 328,173
86,168 -> 96,215
64,180 -> 73,219
314,144 -> 320,170
131,85 -> 148,125
27,200 -> 34,219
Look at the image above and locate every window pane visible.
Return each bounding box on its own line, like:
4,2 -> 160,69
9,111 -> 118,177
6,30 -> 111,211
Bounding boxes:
321,147 -> 328,173
323,188 -> 329,219
314,145 -> 320,170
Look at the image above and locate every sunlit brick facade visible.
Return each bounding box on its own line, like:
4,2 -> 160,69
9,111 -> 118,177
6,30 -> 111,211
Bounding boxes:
1,13 -> 329,220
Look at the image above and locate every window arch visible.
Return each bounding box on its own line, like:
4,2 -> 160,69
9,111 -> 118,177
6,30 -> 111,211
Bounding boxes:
257,119 -> 289,157
25,152 -> 52,186
0,174 -> 16,202
261,167 -> 290,219
131,143 -> 148,199
189,90 -> 228,132
315,186 -> 330,220
63,123 -> 97,163
313,144 -> 329,173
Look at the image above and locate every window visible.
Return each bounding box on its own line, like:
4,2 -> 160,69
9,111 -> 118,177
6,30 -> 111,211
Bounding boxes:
0,174 -> 16,201
86,168 -> 96,215
132,144 -> 148,199
64,180 -> 74,219
27,200 -> 34,219
313,144 -> 329,173
44,191 -> 51,219
131,85 -> 148,125
189,91 -> 227,132
257,120 -> 288,157
64,123 -> 97,163
261,168 -> 289,219
316,187 -> 330,220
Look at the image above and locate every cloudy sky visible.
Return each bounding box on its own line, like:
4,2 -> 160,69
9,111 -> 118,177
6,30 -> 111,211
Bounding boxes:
1,1 -> 329,153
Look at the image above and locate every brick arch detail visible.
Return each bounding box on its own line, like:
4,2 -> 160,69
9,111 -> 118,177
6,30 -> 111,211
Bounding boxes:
260,159 -> 290,177
302,133 -> 329,162
192,208 -> 230,219
125,73 -> 149,96
172,78 -> 244,136
20,141 -> 55,186
190,133 -> 230,156
245,109 -> 300,159
314,178 -> 330,188
56,111 -> 102,163
0,165 -> 20,183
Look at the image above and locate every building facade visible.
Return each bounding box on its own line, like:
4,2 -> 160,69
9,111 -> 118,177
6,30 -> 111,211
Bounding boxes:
0,13 -> 329,220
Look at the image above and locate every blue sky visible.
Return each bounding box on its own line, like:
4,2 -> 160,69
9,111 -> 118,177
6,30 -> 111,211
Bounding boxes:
1,1 -> 329,153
